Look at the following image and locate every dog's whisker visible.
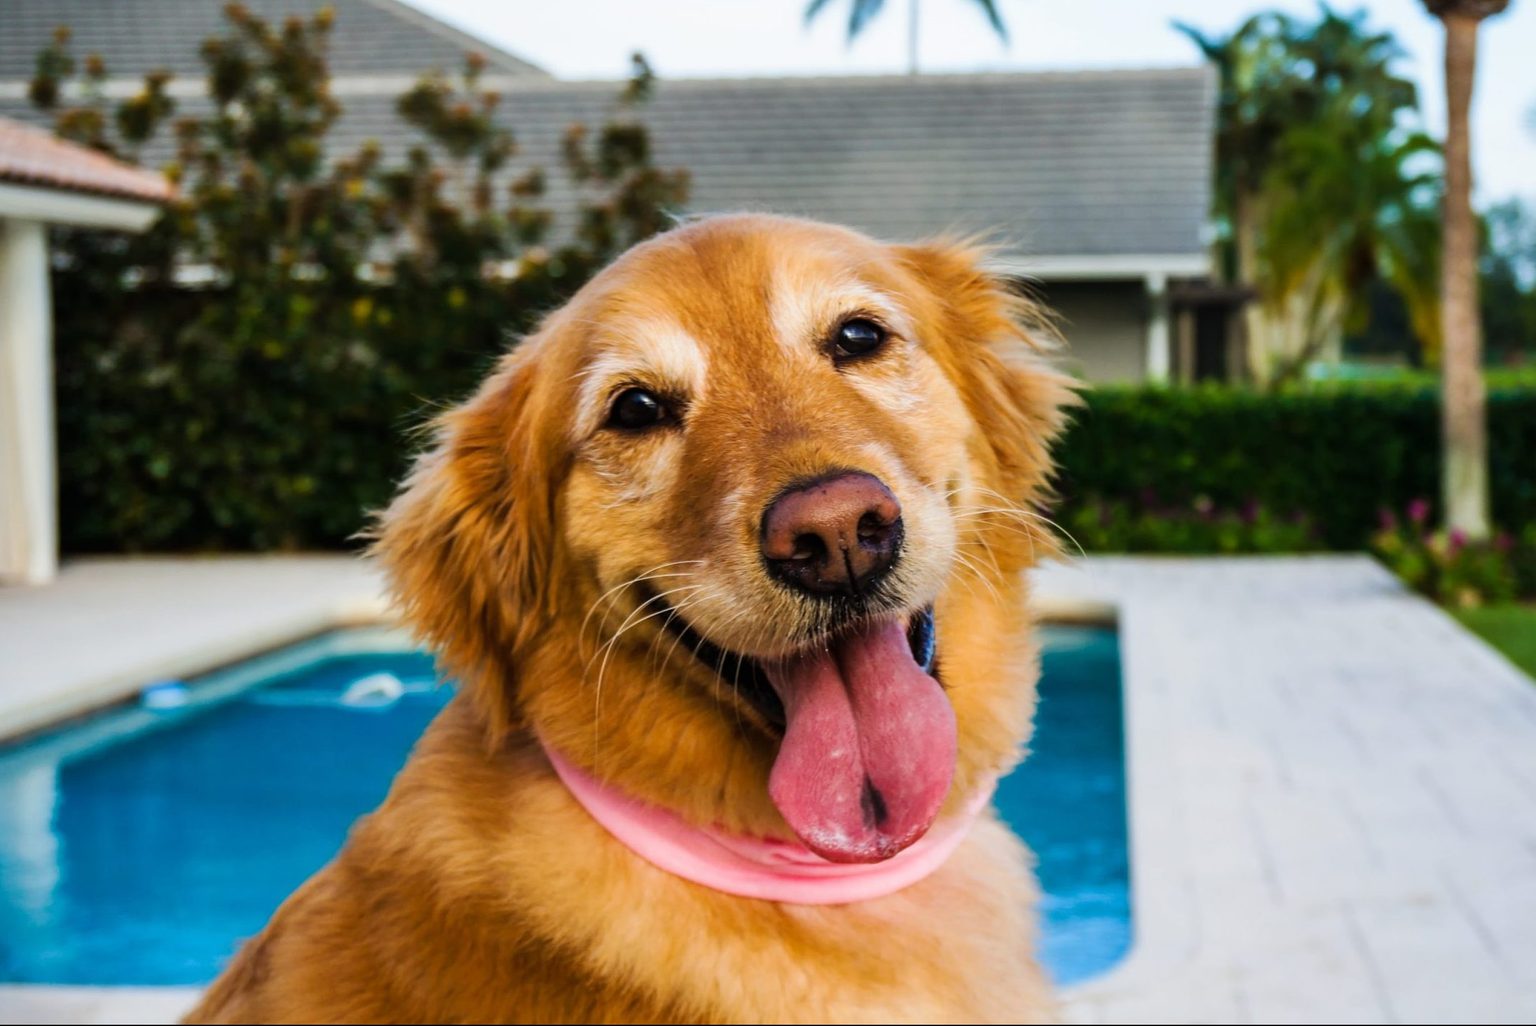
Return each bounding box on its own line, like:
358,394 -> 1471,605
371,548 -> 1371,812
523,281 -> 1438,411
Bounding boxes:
589,583 -> 707,680
950,489 -> 1086,562
949,550 -> 1005,606
588,584 -> 707,754
579,560 -> 705,650
952,510 -> 1042,568
964,504 -> 1085,562
643,586 -> 714,677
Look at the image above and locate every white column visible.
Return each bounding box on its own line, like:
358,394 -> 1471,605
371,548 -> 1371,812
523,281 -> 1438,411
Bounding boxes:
0,218 -> 57,584
1144,271 -> 1170,384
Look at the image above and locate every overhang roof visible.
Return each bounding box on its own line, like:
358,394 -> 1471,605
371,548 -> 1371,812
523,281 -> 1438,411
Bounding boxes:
0,116 -> 172,204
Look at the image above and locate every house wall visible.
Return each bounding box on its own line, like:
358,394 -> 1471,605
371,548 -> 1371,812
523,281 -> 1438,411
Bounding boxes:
1032,280 -> 1148,383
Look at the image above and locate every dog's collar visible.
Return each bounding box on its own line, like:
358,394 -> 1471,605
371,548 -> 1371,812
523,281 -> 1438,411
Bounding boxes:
542,744 -> 994,905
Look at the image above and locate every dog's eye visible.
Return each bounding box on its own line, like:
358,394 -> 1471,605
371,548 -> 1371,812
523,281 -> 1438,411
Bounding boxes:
832,319 -> 887,361
607,387 -> 671,431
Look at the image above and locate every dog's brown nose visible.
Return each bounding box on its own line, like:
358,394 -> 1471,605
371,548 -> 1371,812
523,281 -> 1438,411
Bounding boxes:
761,472 -> 903,596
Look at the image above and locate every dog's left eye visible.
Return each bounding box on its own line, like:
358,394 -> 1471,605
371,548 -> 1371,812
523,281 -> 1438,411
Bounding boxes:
607,387 -> 672,431
832,319 -> 887,361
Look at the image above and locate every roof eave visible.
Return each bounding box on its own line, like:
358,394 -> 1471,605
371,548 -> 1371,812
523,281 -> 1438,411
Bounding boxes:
0,180 -> 164,231
987,252 -> 1211,281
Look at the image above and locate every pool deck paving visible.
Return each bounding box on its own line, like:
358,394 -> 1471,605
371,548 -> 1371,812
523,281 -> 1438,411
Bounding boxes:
1051,556 -> 1536,1025
2,553 -> 1535,1024
0,555 -> 386,742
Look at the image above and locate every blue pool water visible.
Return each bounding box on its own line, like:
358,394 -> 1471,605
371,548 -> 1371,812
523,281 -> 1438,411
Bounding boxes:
0,624 -> 1128,987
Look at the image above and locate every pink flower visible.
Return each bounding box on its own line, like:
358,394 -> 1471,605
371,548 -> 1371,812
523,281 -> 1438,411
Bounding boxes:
1407,499 -> 1430,526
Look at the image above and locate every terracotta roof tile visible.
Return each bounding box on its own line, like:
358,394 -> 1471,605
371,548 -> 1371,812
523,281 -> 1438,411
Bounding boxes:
0,115 -> 172,202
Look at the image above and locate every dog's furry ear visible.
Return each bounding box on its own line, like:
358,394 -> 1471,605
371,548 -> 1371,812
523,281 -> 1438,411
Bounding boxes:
893,240 -> 1076,505
368,341 -> 565,741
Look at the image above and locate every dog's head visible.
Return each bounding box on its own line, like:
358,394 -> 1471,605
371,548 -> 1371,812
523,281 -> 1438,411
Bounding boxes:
375,215 -> 1071,863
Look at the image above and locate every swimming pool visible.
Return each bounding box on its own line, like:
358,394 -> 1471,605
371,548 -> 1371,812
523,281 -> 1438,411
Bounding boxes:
0,623 -> 1128,988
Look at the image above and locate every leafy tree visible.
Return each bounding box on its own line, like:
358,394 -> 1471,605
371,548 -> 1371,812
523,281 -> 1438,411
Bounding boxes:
1481,199 -> 1536,365
1177,5 -> 1440,388
29,4 -> 688,552
1422,0 -> 1510,540
803,0 -> 1007,73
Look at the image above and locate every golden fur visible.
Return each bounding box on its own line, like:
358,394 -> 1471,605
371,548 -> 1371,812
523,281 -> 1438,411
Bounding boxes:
187,214 -> 1074,1024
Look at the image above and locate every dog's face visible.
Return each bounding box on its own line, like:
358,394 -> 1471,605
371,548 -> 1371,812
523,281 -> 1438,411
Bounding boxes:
376,215 -> 1070,863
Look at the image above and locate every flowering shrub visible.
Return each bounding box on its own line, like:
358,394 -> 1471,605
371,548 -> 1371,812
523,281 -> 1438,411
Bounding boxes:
1370,500 -> 1523,607
1054,383 -> 1536,551
1060,494 -> 1318,554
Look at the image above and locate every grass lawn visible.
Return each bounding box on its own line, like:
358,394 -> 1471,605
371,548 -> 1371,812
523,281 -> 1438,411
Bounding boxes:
1453,604 -> 1536,682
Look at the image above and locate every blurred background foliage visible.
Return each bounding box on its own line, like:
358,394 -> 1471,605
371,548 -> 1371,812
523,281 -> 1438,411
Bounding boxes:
1179,4 -> 1536,384
1178,5 -> 1442,387
23,2 -> 1536,614
1056,376 -> 1536,548
30,5 -> 687,551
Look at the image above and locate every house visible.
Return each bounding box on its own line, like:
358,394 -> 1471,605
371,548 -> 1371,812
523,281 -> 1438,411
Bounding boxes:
0,0 -> 1226,384
0,116 -> 172,584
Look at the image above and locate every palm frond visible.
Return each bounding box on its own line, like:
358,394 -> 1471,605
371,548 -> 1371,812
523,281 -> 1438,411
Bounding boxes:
803,0 -> 838,27
970,0 -> 1009,42
847,0 -> 888,40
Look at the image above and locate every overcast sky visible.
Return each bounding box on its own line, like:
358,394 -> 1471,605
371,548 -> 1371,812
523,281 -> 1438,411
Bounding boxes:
401,0 -> 1535,205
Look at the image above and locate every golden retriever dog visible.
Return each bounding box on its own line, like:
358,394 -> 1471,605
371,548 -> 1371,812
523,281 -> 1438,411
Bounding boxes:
187,213 -> 1072,1024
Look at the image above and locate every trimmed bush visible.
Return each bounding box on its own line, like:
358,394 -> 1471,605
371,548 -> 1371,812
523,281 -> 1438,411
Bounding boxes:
1052,381 -> 1536,551
58,370 -> 1536,555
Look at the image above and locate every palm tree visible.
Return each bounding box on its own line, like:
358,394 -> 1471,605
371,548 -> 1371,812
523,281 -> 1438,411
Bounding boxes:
1178,7 -> 1431,387
1262,125 -> 1442,381
1423,0 -> 1509,540
803,0 -> 1007,75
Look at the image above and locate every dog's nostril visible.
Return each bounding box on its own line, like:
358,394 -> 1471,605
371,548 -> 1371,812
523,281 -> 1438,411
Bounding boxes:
856,511 -> 888,542
791,533 -> 826,562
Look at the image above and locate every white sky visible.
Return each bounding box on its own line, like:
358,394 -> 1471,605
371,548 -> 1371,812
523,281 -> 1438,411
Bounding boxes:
402,0 -> 1536,205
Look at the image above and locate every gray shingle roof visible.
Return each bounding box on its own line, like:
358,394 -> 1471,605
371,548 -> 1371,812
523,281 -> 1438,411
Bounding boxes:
0,0 -> 1213,263
489,69 -> 1217,260
0,0 -> 547,81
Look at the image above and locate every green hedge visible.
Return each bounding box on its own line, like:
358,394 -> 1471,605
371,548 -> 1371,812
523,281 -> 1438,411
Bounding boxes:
1053,382 -> 1536,550
54,278 -> 515,553
55,352 -> 1536,554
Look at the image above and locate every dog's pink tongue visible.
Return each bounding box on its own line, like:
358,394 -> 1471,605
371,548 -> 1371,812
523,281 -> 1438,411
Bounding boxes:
763,619 -> 956,864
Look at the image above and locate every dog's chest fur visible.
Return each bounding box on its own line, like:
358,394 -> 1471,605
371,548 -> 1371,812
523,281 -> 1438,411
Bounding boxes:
188,705 -> 1055,1024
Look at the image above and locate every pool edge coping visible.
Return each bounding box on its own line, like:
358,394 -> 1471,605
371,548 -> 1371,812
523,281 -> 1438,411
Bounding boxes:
0,593 -> 392,746
1052,594 -> 1197,1006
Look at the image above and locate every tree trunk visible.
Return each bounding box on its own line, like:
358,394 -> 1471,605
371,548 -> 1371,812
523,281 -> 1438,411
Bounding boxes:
1234,188 -> 1272,387
907,0 -> 919,75
1439,12 -> 1491,538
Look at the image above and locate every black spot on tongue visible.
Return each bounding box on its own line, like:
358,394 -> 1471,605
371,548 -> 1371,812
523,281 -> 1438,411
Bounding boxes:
860,775 -> 889,829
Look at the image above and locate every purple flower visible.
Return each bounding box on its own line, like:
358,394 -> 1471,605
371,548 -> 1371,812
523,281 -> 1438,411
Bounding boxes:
1448,528 -> 1467,553
1407,498 -> 1430,526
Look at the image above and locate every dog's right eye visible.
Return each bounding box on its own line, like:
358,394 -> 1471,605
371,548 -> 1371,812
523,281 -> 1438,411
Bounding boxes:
607,387 -> 671,431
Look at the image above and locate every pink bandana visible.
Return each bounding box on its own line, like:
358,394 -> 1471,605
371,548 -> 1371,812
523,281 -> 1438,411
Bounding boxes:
543,745 -> 995,905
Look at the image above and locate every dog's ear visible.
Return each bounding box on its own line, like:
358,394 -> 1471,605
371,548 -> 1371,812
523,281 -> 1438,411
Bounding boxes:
893,240 -> 1077,506
368,339 -> 566,741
